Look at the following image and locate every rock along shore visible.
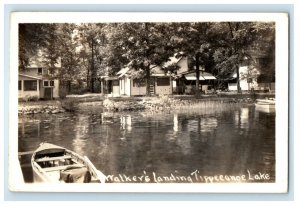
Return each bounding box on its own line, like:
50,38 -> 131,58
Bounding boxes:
18,101 -> 65,115
18,94 -> 264,115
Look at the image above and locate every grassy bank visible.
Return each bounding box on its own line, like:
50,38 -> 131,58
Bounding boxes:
18,100 -> 65,115
19,93 -> 274,115
101,95 -> 255,113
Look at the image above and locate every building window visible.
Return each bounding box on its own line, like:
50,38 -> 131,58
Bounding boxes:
24,80 -> 37,91
44,80 -> 55,87
38,68 -> 43,75
18,81 -> 22,90
112,80 -> 119,86
133,79 -> 146,87
44,81 -> 49,87
157,78 -> 170,86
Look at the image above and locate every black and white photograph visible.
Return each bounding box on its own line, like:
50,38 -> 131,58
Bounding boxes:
9,12 -> 289,193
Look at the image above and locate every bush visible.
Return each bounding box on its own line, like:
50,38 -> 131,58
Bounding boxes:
23,95 -> 39,102
70,87 -> 87,95
103,99 -> 116,111
60,98 -> 79,112
59,87 -> 68,99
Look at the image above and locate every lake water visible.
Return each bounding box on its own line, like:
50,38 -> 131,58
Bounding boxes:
18,105 -> 275,183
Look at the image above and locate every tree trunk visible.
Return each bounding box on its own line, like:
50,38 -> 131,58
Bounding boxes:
195,53 -> 200,97
87,67 -> 90,91
170,76 -> 173,95
236,65 -> 241,93
145,65 -> 151,96
68,80 -> 71,93
90,38 -> 95,93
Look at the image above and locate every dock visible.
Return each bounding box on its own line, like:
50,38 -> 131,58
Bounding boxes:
18,151 -> 34,182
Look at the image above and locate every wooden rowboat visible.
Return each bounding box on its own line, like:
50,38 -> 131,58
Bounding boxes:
31,143 -> 105,183
255,98 -> 275,113
256,99 -> 275,105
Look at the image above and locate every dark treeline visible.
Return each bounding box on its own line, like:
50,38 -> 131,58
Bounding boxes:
19,22 -> 275,95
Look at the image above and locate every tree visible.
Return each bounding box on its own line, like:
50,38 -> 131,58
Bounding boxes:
251,22 -> 275,86
56,23 -> 81,93
171,22 -> 214,96
19,23 -> 59,71
210,22 -> 275,93
109,23 -> 175,96
77,23 -> 111,93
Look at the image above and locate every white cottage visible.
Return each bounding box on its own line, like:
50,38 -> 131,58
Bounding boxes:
18,51 -> 60,100
19,69 -> 59,100
117,65 -> 172,96
165,55 -> 216,94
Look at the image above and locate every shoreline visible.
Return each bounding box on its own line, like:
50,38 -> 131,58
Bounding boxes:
18,93 -> 275,115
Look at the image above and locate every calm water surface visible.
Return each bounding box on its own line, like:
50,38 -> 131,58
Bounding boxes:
18,105 -> 275,183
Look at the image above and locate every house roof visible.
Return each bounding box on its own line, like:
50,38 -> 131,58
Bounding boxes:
162,55 -> 182,68
150,65 -> 166,76
19,74 -> 42,80
184,71 -> 216,81
102,76 -> 119,80
117,64 -> 169,78
117,67 -> 130,78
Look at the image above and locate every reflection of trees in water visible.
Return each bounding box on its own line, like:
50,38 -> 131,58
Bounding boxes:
18,116 -> 44,152
254,111 -> 276,180
181,107 -> 275,182
72,114 -> 89,156
18,108 -> 276,182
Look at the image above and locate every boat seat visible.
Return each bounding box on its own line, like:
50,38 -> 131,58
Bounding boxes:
60,165 -> 91,183
43,163 -> 85,172
36,155 -> 72,163
44,165 -> 71,172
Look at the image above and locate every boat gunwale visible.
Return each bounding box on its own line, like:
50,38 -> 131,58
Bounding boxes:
31,143 -> 103,183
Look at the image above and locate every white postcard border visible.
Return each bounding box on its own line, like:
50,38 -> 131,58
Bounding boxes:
9,12 -> 289,193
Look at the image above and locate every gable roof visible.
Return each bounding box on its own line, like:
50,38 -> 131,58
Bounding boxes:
19,73 -> 42,80
162,55 -> 183,68
117,67 -> 130,78
117,64 -> 169,78
184,71 -> 216,81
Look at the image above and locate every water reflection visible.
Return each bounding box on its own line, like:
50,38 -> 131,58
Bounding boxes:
200,117 -> 218,132
120,115 -> 132,132
173,113 -> 178,132
18,106 -> 275,183
73,115 -> 89,156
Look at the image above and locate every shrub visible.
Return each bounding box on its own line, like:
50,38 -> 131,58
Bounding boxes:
59,87 -> 68,99
23,95 -> 39,102
103,99 -> 116,111
70,87 -> 87,95
60,98 -> 79,112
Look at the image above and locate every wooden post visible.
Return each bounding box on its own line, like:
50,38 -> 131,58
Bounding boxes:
101,79 -> 104,94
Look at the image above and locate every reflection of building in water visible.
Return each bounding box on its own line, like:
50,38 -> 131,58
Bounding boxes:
186,119 -> 199,133
200,117 -> 218,133
19,118 -> 41,138
173,113 -> 179,132
172,114 -> 190,155
72,115 -> 88,156
53,116 -> 61,137
185,116 -> 218,134
177,133 -> 191,155
120,115 -> 132,132
235,108 -> 250,130
184,116 -> 218,147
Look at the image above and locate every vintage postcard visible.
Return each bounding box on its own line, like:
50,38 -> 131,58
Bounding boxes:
9,12 -> 289,193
